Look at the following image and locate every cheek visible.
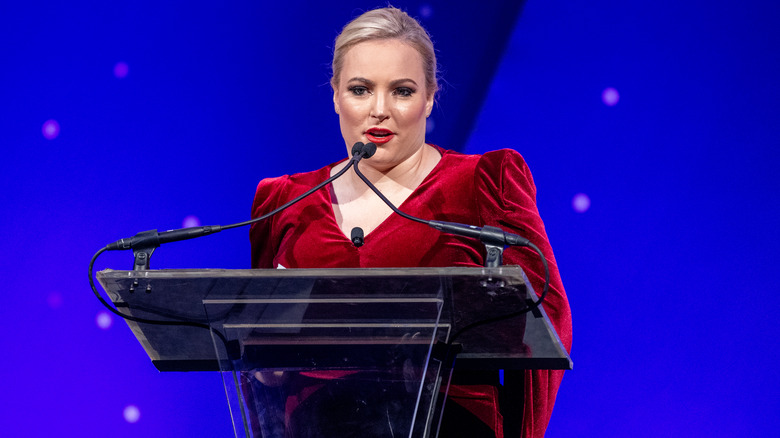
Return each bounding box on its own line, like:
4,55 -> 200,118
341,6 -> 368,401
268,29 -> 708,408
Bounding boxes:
337,99 -> 365,124
337,102 -> 365,139
397,102 -> 428,126
338,110 -> 360,133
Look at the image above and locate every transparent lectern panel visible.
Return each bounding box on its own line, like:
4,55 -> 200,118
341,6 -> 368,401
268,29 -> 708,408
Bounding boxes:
201,270 -> 449,438
235,364 -> 446,438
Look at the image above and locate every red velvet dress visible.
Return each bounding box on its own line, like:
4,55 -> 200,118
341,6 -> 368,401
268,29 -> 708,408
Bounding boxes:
250,147 -> 573,438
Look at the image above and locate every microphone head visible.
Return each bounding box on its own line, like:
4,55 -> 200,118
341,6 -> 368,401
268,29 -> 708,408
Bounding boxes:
350,227 -> 365,247
351,142 -> 365,157
362,142 -> 377,158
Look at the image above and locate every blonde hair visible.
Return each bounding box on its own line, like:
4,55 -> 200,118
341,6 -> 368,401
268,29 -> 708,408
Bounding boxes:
331,7 -> 438,97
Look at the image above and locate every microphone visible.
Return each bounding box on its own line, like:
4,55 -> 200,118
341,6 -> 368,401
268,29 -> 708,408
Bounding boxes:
427,220 -> 530,247
351,151 -> 552,333
357,141 -> 377,158
351,227 -> 365,247
103,142 -> 377,269
90,142 -> 381,342
350,158 -> 530,250
106,225 -> 223,251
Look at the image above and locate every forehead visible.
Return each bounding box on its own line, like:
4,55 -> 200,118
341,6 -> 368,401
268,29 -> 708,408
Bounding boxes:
340,39 -> 426,84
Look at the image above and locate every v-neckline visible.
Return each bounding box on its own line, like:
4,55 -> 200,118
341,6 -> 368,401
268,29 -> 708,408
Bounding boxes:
326,147 -> 447,243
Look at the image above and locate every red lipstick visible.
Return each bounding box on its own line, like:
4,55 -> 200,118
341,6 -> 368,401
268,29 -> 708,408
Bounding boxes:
365,127 -> 394,145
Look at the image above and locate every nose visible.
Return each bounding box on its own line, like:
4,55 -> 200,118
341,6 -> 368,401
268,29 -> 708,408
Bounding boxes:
370,93 -> 389,122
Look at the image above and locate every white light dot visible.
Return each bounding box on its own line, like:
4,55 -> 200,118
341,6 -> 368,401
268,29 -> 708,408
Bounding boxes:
114,61 -> 129,79
602,87 -> 620,106
123,405 -> 140,423
572,193 -> 591,213
182,215 -> 201,228
419,4 -> 433,19
96,311 -> 113,330
42,119 -> 60,140
425,117 -> 435,134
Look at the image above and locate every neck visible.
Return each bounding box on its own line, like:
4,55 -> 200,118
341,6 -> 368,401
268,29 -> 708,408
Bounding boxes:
350,143 -> 437,191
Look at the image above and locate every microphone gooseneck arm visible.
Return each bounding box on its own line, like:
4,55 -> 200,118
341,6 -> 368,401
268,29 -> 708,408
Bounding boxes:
103,142 -> 377,270
224,141 -> 376,233
352,153 -> 550,324
351,157 -> 533,252
89,142 -> 376,342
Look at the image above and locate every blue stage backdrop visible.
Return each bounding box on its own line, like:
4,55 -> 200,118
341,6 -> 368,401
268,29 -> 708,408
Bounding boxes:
1,0 -> 778,436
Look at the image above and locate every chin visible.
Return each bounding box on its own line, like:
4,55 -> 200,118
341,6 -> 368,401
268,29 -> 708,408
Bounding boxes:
361,150 -> 393,168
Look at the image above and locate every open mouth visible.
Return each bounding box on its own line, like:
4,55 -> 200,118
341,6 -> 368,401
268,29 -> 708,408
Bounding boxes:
366,128 -> 394,144
367,128 -> 392,137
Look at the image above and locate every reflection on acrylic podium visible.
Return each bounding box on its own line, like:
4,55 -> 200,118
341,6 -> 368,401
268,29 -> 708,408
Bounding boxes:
97,266 -> 571,438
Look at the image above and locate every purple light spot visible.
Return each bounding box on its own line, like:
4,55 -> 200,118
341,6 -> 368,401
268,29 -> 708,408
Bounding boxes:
425,117 -> 435,135
572,193 -> 591,213
182,215 -> 201,228
123,405 -> 141,423
47,291 -> 63,309
96,311 -> 113,330
419,5 -> 433,19
602,87 -> 620,106
42,119 -> 60,140
114,61 -> 129,79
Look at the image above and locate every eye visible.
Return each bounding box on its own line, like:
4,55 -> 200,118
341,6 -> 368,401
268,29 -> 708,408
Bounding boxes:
394,87 -> 415,97
348,85 -> 369,96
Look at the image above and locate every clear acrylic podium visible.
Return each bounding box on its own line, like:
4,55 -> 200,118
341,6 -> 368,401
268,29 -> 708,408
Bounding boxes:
97,266 -> 571,438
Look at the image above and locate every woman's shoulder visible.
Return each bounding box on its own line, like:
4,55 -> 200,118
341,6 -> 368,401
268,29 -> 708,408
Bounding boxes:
435,145 -> 525,160
434,146 -> 536,202
252,162 -> 335,215
478,148 -> 532,178
435,146 -> 529,174
255,162 -> 335,193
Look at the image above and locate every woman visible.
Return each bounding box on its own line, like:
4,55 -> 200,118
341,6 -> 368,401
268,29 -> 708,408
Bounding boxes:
249,6 -> 572,438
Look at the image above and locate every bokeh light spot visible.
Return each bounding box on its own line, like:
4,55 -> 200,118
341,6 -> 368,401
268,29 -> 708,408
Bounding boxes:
47,291 -> 63,309
123,405 -> 140,423
182,215 -> 201,228
96,311 -> 113,330
602,87 -> 620,106
572,193 -> 591,213
42,119 -> 60,140
419,4 -> 433,19
114,61 -> 129,79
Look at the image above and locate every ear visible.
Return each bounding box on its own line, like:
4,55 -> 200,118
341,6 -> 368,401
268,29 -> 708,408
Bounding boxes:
425,92 -> 434,118
333,88 -> 340,115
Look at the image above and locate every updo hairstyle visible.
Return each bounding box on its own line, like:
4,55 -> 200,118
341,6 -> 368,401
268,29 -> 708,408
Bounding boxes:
331,7 -> 439,98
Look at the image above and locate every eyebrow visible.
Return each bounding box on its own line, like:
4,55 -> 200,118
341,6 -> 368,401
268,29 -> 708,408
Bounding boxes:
347,77 -> 419,88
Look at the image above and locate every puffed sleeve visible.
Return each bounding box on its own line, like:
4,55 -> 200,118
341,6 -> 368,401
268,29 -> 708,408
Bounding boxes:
475,149 -> 572,438
249,175 -> 290,269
